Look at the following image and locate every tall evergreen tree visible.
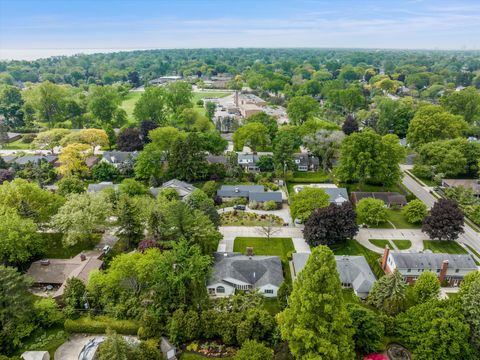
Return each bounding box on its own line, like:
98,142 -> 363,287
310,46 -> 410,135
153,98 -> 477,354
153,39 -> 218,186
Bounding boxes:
277,246 -> 355,360
116,195 -> 144,248
342,114 -> 359,135
367,270 -> 407,315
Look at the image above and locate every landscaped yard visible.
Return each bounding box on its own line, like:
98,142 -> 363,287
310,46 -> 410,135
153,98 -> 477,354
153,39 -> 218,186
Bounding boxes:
15,325 -> 67,358
41,233 -> 101,258
233,236 -> 295,285
330,240 -> 383,278
1,137 -> 32,150
423,240 -> 468,254
220,211 -> 283,226
369,239 -> 391,249
392,239 -> 412,250
287,171 -> 331,183
262,297 -> 282,315
363,209 -> 420,230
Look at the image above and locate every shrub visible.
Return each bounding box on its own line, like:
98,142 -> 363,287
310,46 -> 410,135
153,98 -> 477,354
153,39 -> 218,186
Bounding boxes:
21,134 -> 36,144
263,200 -> 277,210
249,200 -> 258,209
402,199 -> 428,224
34,298 -> 64,327
356,198 -> 387,226
64,316 -> 140,335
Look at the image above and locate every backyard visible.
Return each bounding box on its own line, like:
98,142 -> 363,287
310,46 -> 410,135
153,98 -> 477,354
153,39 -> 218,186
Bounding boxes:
40,233 -> 101,259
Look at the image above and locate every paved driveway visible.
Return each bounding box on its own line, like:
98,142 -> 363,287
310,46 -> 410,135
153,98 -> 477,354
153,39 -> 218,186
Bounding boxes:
356,228 -> 426,253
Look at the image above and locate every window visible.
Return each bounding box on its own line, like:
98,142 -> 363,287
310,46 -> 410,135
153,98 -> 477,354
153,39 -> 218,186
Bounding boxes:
208,288 -> 215,295
216,286 -> 225,294
455,269 -> 459,273
407,269 -> 411,273
437,269 -> 440,273
264,289 -> 274,294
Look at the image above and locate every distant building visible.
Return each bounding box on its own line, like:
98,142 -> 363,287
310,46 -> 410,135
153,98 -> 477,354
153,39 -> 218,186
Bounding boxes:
87,181 -> 118,193
292,253 -> 376,299
149,75 -> 183,85
102,151 -> 139,167
237,153 -> 260,171
351,192 -> 407,207
150,179 -> 197,200
442,179 -> 480,196
381,246 -> 477,287
26,252 -> 103,300
293,153 -> 319,172
207,252 -> 284,297
9,155 -> 58,166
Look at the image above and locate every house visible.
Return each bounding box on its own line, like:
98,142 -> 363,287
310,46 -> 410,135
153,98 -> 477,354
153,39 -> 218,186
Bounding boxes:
207,252 -> 284,297
149,75 -> 183,85
293,153 -> 319,172
207,154 -> 228,165
21,351 -> 50,360
442,179 -> 480,196
12,155 -> 58,166
351,192 -> 407,207
86,155 -> 100,169
150,179 -> 197,200
26,252 -> 103,300
87,181 -> 118,193
217,185 -> 283,206
237,153 -> 260,171
381,246 -> 477,287
293,184 -> 349,205
292,253 -> 376,299
102,151 -> 139,167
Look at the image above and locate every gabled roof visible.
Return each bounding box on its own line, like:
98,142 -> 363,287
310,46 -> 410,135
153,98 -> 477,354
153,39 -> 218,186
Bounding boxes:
207,155 -> 228,164
151,179 -> 197,199
87,181 -> 118,193
391,252 -> 477,270
102,151 -> 139,164
322,188 -> 349,204
249,191 -> 282,203
209,252 -> 284,288
13,155 -> 58,166
217,185 -> 264,198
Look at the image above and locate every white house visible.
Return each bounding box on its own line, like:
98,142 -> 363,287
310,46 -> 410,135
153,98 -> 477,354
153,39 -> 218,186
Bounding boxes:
207,252 -> 284,298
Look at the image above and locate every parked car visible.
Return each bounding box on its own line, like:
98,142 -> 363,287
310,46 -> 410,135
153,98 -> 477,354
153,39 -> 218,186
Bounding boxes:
233,204 -> 246,210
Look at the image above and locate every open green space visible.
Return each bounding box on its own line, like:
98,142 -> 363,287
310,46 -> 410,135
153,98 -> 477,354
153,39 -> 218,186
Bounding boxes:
192,91 -> 231,102
362,209 -> 420,230
1,137 -> 32,150
288,171 -> 331,183
423,240 -> 468,254
339,182 -> 402,194
41,232 -> 101,259
120,91 -> 142,120
393,239 -> 412,250
369,239 -> 391,249
15,325 -> 67,358
330,240 -> 383,278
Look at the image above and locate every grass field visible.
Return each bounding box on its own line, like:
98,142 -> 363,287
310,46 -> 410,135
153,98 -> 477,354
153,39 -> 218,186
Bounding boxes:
369,239 -> 391,248
120,91 -> 142,120
393,239 -> 412,250
192,91 -> 231,103
365,209 -> 420,230
288,171 -> 331,183
1,137 -> 31,150
423,240 -> 468,254
330,240 -> 383,278
41,233 -> 101,258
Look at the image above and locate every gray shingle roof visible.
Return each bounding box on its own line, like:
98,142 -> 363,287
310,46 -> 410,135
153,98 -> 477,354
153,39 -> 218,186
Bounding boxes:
150,179 -> 197,199
391,253 -> 477,270
207,155 -> 228,164
217,185 -> 264,198
322,188 -> 349,204
87,181 -> 118,193
102,151 -> 139,164
249,191 -> 282,203
13,155 -> 57,166
209,252 -> 284,288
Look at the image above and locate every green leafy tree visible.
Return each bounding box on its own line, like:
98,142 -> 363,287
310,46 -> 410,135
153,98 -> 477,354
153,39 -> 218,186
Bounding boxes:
34,298 -> 63,328
165,81 -> 193,115
459,274 -> 480,351
412,271 -> 440,303
287,96 -> 320,125
233,123 -> 270,152
290,187 -> 330,222
0,266 -> 35,355
406,104 -> 468,148
256,155 -> 274,172
440,86 -> 480,123
51,192 -> 112,246
277,246 -> 355,360
0,206 -> 40,266
63,277 -> 86,318
272,135 -> 296,174
186,189 -> 220,227
134,86 -> 168,125
97,330 -> 131,360
88,85 -> 121,123
116,195 -> 144,248
168,308 -> 200,346
246,112 -> 278,140
396,300 -> 475,360
356,198 -> 387,226
368,270 -> 407,315
168,133 -> 208,182
31,128 -> 70,153
23,81 -> 69,126
134,143 -> 166,180
205,101 -> 216,120
91,161 -> 120,182
346,303 -> 384,355
57,176 -> 86,196
0,84 -> 24,128
375,96 -> 415,137
303,130 -> 344,171
337,130 -> 405,187
402,199 -> 428,224
234,340 -> 274,360
202,180 -> 219,198
118,178 -> 148,197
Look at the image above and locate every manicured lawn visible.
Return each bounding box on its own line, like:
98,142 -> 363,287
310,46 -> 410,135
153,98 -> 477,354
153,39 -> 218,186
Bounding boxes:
340,182 -> 402,194
220,211 -> 284,226
369,239 -> 391,249
192,91 -> 231,102
386,209 -> 421,229
393,239 -> 412,250
41,233 -> 101,258
330,240 -> 384,279
120,91 -> 142,120
1,137 -> 32,150
233,237 -> 294,262
287,171 -> 331,184
15,325 -> 67,358
233,237 -> 295,285
466,244 -> 480,259
423,240 -> 468,254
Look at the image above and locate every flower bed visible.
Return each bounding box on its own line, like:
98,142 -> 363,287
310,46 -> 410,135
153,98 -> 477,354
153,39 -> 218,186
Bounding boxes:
220,211 -> 284,226
184,340 -> 236,358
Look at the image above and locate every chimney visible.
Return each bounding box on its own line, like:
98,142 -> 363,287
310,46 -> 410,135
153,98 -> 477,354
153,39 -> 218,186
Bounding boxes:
381,245 -> 390,272
80,253 -> 87,261
439,260 -> 449,283
246,247 -> 254,257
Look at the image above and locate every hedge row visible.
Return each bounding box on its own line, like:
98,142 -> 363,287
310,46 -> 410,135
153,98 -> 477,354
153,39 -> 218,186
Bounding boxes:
64,316 -> 140,335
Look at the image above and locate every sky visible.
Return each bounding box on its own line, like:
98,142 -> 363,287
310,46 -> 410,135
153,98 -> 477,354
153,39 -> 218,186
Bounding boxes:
0,0 -> 479,60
